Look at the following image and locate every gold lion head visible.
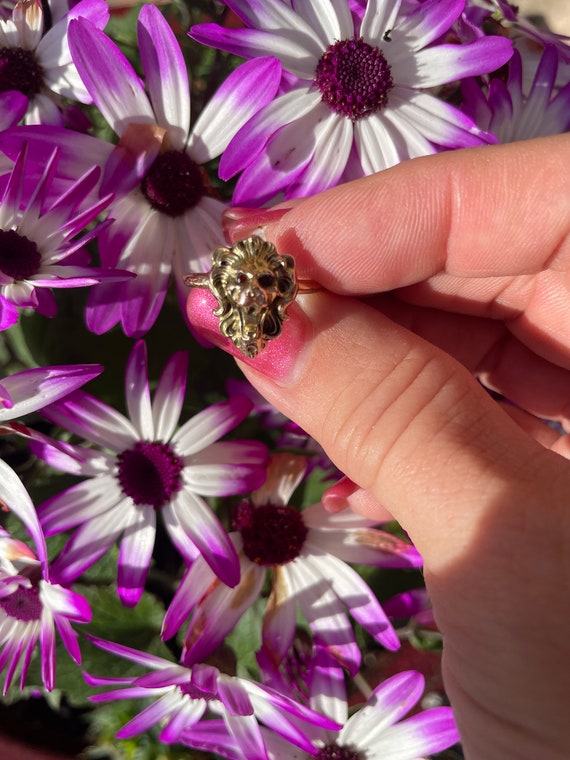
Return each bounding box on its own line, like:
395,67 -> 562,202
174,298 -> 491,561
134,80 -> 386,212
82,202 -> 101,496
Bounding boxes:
208,236 -> 298,358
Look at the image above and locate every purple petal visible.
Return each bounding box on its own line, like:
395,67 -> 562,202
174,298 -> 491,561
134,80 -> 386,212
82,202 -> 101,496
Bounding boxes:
0,295 -> 18,331
38,475 -> 122,535
396,0 -> 464,50
189,57 -> 282,163
172,397 -> 253,456
189,23 -> 321,75
50,505 -> 130,584
371,706 -> 460,757
117,508 -> 156,607
223,713 -> 268,760
170,489 -> 240,587
116,692 -> 183,739
42,390 -> 137,451
400,37 -> 514,89
0,459 -> 48,569
0,91 -> 29,129
182,441 -> 267,496
39,616 -> 57,691
125,340 -> 153,439
311,549 -> 400,651
341,671 -> 425,744
152,350 -> 188,441
182,564 -> 265,666
68,17 -> 154,135
219,88 -> 319,180
138,3 -> 190,148
87,634 -> 173,670
218,676 -> 254,716
161,556 -> 218,641
0,364 -> 102,421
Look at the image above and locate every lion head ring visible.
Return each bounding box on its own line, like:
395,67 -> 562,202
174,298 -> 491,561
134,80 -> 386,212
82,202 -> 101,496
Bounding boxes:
184,235 -> 320,359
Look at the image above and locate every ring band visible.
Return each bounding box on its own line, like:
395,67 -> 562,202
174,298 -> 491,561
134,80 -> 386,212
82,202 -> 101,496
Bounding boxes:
185,235 -> 320,358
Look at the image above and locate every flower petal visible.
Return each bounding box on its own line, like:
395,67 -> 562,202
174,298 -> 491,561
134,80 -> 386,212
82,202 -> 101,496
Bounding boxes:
137,4 -> 190,148
68,17 -> 154,136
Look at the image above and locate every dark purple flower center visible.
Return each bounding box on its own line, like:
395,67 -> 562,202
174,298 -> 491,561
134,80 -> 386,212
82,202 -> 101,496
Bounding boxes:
314,37 -> 393,120
116,440 -> 184,509
0,229 -> 42,281
233,499 -> 308,566
0,584 -> 42,622
315,743 -> 361,760
141,150 -> 206,217
0,47 -> 44,97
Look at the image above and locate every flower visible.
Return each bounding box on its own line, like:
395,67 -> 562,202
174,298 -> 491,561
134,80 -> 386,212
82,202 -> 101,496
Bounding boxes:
0,0 -> 109,124
0,142 -> 126,331
162,453 -> 422,675
62,3 -> 280,337
462,46 -> 570,142
190,0 -> 513,204
33,340 -> 267,606
183,649 -> 460,760
83,635 -> 340,760
0,459 -> 92,693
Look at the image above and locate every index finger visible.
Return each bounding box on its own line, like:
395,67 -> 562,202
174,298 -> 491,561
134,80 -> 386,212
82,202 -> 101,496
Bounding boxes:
227,134 -> 570,294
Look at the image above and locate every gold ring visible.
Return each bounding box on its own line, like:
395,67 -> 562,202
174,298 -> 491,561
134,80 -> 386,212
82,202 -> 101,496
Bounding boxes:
185,235 -> 320,358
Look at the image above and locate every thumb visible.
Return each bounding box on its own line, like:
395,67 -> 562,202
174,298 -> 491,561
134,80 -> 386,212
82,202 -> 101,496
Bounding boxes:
188,287 -> 567,571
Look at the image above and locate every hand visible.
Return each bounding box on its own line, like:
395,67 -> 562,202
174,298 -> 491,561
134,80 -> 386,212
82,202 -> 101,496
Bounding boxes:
187,133 -> 570,759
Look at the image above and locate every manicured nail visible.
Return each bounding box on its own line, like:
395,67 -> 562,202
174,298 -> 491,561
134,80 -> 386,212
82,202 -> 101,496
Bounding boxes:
186,287 -> 312,385
322,477 -> 359,513
222,206 -> 292,243
323,477 -> 394,521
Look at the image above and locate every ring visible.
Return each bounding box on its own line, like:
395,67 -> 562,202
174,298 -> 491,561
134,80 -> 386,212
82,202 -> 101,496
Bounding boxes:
185,235 -> 320,359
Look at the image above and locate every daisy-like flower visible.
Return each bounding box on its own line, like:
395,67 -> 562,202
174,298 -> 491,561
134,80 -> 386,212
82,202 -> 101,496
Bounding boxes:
0,0 -> 109,124
190,0 -> 513,204
183,651 -> 460,760
33,339 -> 267,607
462,45 -> 570,141
83,635 -> 340,760
62,3 -> 280,337
0,459 -> 92,693
0,142 -> 125,331
162,454 -> 422,676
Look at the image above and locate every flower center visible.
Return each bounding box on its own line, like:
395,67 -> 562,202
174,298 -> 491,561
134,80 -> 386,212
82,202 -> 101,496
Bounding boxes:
0,47 -> 45,97
141,150 -> 207,217
116,440 -> 184,509
314,37 -> 393,120
233,499 -> 308,566
0,585 -> 42,622
0,229 -> 42,281
315,743 -> 362,760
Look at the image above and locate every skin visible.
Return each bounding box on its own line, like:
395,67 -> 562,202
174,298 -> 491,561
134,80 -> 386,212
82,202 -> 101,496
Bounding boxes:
188,134 -> 570,759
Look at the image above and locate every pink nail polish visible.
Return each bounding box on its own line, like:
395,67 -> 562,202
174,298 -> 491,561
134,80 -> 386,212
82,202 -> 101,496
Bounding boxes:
186,288 -> 312,385
322,477 -> 359,513
222,206 -> 292,243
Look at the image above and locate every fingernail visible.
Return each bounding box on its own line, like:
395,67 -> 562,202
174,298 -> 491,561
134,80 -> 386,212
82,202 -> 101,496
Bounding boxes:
222,206 -> 292,243
322,477 -> 394,522
322,477 -> 359,513
186,287 -> 313,386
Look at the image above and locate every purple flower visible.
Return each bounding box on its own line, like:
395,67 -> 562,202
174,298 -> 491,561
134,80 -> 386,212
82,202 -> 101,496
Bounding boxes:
183,649 -> 460,759
462,45 -> 570,141
162,454 -> 422,675
0,143 -> 126,331
190,0 -> 513,204
83,635 -> 340,759
0,0 -> 109,124
33,340 -> 267,606
47,3 -> 279,337
0,459 -> 91,694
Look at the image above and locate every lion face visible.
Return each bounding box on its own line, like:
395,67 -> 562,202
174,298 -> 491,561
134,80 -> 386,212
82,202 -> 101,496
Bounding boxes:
209,236 -> 298,358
